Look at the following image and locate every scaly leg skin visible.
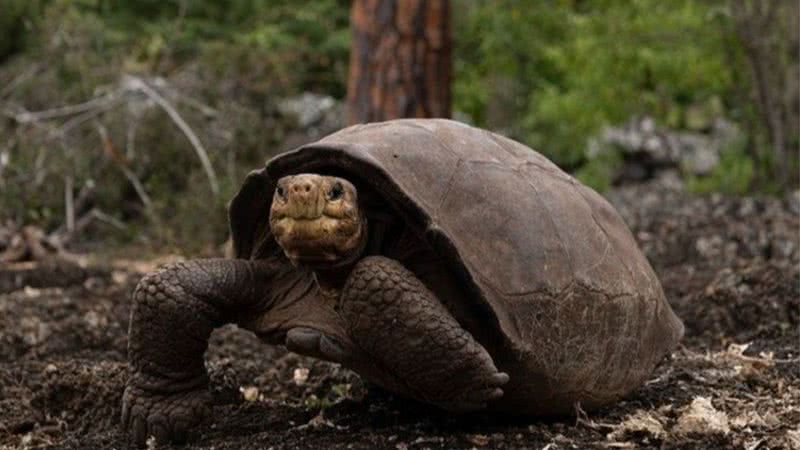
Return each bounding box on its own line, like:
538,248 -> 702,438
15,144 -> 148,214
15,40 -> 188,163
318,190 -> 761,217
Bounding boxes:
339,256 -> 509,412
122,258 -> 295,447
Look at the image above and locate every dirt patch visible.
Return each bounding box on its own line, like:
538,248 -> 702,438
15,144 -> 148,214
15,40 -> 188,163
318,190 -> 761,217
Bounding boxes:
1,181 -> 798,450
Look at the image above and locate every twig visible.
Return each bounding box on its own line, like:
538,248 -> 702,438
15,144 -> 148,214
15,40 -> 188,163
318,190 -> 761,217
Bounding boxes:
2,92 -> 124,146
574,401 -> 615,431
9,92 -> 119,123
94,120 -> 154,215
0,63 -> 42,98
51,180 -> 96,238
65,175 -> 75,233
121,166 -> 154,214
123,76 -> 219,196
56,208 -> 127,246
174,92 -> 218,118
33,146 -> 47,187
49,97 -> 122,139
71,180 -> 96,220
0,137 -> 12,183
125,112 -> 140,160
91,209 -> 127,230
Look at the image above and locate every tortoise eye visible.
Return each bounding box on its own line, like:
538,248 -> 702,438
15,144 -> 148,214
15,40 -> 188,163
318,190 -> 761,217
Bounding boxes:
328,182 -> 344,200
276,185 -> 286,199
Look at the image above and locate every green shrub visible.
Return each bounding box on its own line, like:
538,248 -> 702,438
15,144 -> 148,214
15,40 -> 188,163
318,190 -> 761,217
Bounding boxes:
454,0 -> 735,171
575,148 -> 623,193
0,0 -> 350,254
0,0 -> 43,61
1,0 -> 794,254
686,138 -> 754,195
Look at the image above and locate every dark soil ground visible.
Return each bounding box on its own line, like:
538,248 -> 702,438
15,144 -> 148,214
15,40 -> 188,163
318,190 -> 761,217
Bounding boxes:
1,179 -> 798,450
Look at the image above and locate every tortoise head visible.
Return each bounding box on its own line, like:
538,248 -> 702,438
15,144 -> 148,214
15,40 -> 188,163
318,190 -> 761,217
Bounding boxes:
269,174 -> 366,267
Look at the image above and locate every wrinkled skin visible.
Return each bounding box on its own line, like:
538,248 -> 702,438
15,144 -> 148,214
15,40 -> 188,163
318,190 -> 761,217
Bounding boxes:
269,175 -> 365,266
123,174 -> 508,447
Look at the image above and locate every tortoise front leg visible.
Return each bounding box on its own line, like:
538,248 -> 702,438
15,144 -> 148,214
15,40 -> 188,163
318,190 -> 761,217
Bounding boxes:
339,256 -> 509,412
122,258 -> 298,446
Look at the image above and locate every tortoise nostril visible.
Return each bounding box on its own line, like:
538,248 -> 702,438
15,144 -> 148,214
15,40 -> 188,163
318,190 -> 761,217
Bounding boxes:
288,181 -> 315,196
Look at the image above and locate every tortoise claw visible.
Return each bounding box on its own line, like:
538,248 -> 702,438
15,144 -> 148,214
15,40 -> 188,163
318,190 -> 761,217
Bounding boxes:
285,327 -> 350,363
121,384 -> 211,447
441,371 -> 509,412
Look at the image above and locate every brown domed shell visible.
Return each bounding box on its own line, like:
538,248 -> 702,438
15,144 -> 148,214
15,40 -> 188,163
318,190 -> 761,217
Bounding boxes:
230,119 -> 683,408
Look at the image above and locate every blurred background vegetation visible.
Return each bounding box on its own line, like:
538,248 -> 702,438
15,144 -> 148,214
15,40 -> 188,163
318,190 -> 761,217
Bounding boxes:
0,0 -> 797,254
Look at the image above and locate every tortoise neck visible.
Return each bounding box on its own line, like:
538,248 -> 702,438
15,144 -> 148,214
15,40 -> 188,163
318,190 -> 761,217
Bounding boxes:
313,266 -> 352,293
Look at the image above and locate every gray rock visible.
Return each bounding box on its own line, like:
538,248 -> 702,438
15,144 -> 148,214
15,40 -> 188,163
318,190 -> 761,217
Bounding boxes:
787,190 -> 800,216
278,92 -> 342,129
679,134 -> 719,176
587,115 -> 742,183
277,92 -> 345,149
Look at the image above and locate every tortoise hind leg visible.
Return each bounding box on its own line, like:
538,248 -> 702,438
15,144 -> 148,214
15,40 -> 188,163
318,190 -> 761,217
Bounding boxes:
340,256 -> 509,412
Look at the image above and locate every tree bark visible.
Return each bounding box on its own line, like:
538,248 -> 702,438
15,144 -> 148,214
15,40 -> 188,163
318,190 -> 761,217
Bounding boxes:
730,0 -> 799,187
347,0 -> 451,125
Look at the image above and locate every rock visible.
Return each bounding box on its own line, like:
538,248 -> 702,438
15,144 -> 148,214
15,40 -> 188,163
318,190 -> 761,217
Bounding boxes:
787,190 -> 800,216
586,115 -> 743,184
21,316 -> 50,346
277,92 -> 345,149
680,135 -> 719,175
467,434 -> 490,446
599,116 -> 681,165
278,92 -> 343,131
737,197 -> 757,217
731,410 -> 780,429
607,410 -> 666,441
239,386 -> 260,402
774,238 -> 797,259
293,367 -> 310,386
787,426 -> 800,450
672,397 -> 730,437
653,169 -> 685,191
695,235 -> 724,259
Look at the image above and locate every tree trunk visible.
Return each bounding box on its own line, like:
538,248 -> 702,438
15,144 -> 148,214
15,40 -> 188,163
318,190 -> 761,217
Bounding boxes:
347,0 -> 451,125
730,0 -> 799,188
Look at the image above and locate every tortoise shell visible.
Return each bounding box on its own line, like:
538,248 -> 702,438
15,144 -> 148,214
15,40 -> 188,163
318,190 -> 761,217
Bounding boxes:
230,119 -> 683,412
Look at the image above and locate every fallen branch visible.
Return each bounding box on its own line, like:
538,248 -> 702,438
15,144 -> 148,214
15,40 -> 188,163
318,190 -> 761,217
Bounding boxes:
54,208 -> 128,248
7,92 -> 120,124
1,74 -> 221,224
49,97 -> 123,139
574,401 -> 615,431
0,225 -> 75,264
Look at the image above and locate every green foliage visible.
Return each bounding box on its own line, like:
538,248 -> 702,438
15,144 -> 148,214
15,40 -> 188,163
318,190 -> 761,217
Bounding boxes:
686,141 -> 754,195
1,0 -> 793,253
99,0 -> 351,96
303,383 -> 352,411
0,0 -> 350,253
575,149 -> 622,192
0,0 -> 43,61
454,0 -> 735,169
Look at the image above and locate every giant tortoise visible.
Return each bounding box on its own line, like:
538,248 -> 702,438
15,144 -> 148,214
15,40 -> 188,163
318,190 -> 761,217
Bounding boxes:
122,118 -> 684,445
